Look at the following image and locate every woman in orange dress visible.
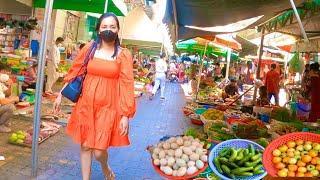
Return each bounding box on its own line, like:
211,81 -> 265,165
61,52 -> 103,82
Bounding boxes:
53,13 -> 136,180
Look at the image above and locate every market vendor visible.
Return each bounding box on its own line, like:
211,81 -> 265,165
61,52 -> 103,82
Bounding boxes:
23,63 -> 37,90
45,37 -> 64,94
256,86 -> 270,106
0,74 -> 19,133
309,62 -> 320,122
224,78 -> 239,98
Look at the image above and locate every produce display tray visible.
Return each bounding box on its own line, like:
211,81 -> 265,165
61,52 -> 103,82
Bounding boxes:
8,129 -> 59,148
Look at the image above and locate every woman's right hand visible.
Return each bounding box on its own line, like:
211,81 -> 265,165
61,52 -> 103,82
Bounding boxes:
53,94 -> 62,114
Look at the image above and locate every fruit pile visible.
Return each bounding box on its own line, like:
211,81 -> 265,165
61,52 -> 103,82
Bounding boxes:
8,130 -> 30,145
150,136 -> 208,177
202,109 -> 224,121
272,140 -> 320,177
213,145 -> 265,178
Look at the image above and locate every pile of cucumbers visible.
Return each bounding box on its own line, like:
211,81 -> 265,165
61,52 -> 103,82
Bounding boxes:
213,144 -> 265,179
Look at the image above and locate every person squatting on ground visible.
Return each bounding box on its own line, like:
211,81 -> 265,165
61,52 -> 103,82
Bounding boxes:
53,13 -> 136,180
150,53 -> 168,100
0,74 -> 18,133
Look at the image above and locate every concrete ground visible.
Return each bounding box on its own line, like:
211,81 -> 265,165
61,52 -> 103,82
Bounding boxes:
0,83 -> 192,180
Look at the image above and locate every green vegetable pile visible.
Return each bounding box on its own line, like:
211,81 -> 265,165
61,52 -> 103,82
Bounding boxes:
213,145 -> 265,179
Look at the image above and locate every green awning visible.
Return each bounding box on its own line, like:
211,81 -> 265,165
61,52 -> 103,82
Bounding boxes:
33,0 -> 127,16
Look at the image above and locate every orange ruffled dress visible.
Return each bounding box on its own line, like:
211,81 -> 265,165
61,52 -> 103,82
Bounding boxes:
64,42 -> 136,150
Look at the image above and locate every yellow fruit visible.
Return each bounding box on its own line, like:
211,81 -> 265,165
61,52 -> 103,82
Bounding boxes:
296,172 -> 305,177
305,172 -> 313,177
272,149 -> 281,157
298,167 -> 307,173
279,145 -> 288,153
275,162 -> 286,169
287,141 -> 296,148
297,161 -> 306,167
304,144 -> 312,151
296,145 -> 304,152
309,150 -> 318,158
272,157 -> 282,164
302,155 -> 312,163
288,165 -> 298,172
296,140 -> 304,145
288,158 -> 297,165
288,171 -> 296,177
287,151 -> 295,158
282,157 -> 290,164
277,169 -> 288,177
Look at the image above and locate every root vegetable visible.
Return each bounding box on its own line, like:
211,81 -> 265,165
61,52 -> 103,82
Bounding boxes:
183,136 -> 189,141
162,166 -> 173,175
176,159 -> 187,167
196,160 -> 204,169
181,154 -> 189,162
154,159 -> 160,166
167,157 -> 175,166
153,147 -> 161,155
184,141 -> 192,147
159,150 -> 166,159
187,161 -> 195,167
167,149 -> 175,157
152,153 -> 158,160
200,155 -> 208,162
160,158 -> 167,166
171,143 -> 179,150
172,170 -> 178,176
195,148 -> 205,155
177,167 -> 187,176
190,145 -> 197,152
183,147 -> 193,155
190,153 -> 200,161
175,149 -> 183,158
163,142 -> 170,150
168,137 -> 177,143
173,163 -> 179,170
176,137 -> 184,146
187,166 -> 198,175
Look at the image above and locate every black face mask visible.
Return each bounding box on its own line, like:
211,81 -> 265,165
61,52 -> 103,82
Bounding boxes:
99,30 -> 118,43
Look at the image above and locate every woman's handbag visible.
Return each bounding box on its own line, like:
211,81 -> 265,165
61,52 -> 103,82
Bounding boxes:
61,42 -> 97,102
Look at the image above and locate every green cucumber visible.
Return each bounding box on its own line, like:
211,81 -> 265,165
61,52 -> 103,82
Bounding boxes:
229,148 -> 238,162
213,158 -> 223,174
232,167 -> 254,175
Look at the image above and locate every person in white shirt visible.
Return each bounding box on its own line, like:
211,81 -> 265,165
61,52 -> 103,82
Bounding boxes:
150,53 -> 168,100
45,37 -> 64,94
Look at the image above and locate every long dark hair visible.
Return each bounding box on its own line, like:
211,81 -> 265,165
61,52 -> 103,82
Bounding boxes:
96,12 -> 120,58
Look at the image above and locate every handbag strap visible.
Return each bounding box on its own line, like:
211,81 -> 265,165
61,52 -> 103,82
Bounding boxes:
75,41 -> 97,77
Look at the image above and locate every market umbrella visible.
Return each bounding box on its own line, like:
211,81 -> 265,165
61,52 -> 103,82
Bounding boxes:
33,0 -> 128,15
200,34 -> 242,51
176,38 -> 222,55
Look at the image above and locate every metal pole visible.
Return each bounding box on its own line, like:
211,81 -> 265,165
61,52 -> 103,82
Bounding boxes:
225,48 -> 231,80
31,0 -> 54,177
252,28 -> 265,102
195,42 -> 208,100
289,0 -> 309,42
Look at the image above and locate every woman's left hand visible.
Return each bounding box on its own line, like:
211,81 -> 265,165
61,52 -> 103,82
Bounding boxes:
119,116 -> 129,136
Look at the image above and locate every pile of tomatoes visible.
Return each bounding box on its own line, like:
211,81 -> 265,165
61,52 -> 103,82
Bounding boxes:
272,140 -> 320,177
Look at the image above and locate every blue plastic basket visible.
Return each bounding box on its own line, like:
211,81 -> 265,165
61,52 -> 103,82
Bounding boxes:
208,139 -> 267,180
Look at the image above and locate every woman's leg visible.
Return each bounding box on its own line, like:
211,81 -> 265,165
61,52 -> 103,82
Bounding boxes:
93,149 -> 114,180
80,146 -> 93,180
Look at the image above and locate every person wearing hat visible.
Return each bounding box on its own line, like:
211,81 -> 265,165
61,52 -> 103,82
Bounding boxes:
224,78 -> 239,98
150,52 -> 168,100
0,74 -> 19,133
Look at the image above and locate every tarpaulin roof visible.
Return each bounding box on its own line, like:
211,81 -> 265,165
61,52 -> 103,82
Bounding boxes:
163,0 -> 305,40
33,0 -> 127,16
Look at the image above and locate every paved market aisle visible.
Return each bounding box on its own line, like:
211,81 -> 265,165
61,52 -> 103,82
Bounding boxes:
1,83 -> 192,180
